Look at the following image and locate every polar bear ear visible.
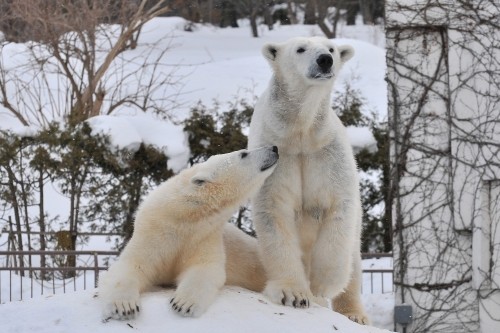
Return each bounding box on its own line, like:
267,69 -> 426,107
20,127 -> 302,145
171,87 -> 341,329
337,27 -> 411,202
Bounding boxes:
262,43 -> 279,62
338,45 -> 355,64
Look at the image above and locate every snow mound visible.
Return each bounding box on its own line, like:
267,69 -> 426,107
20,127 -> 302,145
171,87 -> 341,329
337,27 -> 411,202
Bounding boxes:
0,287 -> 393,333
346,126 -> 377,153
86,113 -> 190,173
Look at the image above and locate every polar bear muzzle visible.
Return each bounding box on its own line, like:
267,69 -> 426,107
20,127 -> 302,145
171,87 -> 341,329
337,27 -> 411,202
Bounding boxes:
259,145 -> 279,171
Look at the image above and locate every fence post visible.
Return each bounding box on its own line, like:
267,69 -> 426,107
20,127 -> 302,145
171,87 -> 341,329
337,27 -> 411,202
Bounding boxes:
94,252 -> 99,288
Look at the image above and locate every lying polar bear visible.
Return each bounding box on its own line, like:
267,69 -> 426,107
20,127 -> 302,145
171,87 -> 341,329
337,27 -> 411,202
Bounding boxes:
99,146 -> 279,319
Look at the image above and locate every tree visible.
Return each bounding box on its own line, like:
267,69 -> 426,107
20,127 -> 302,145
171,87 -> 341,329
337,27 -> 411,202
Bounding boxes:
87,142 -> 173,246
38,123 -> 113,274
184,100 -> 255,234
0,122 -> 174,272
333,82 -> 390,252
0,0 -> 174,127
184,100 -> 253,165
304,0 -> 385,38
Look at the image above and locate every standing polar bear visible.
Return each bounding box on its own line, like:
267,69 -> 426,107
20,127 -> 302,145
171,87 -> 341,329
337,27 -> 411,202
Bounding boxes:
248,36 -> 369,324
99,146 -> 279,319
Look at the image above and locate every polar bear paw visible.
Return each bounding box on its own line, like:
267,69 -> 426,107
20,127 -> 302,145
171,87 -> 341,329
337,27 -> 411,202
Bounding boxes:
263,280 -> 311,309
102,299 -> 141,321
343,312 -> 370,325
170,290 -> 211,317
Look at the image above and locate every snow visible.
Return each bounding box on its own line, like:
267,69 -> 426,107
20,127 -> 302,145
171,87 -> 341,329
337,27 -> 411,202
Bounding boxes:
79,18 -> 384,162
0,16 -> 385,165
0,287 -> 393,333
0,15 -> 391,333
347,126 -> 378,153
0,256 -> 394,331
86,112 -> 189,173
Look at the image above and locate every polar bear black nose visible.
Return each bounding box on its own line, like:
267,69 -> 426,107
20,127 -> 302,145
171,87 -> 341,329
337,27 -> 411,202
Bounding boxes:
316,54 -> 333,71
272,146 -> 278,154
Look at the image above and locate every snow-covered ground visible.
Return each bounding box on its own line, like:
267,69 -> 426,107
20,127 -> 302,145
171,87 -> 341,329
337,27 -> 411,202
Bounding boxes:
0,287 -> 393,333
0,256 -> 394,330
0,16 -> 391,333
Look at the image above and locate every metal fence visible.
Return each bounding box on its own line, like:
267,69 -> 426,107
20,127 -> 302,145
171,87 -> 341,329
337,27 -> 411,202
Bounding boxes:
0,251 -> 393,304
0,250 -> 119,304
360,253 -> 394,294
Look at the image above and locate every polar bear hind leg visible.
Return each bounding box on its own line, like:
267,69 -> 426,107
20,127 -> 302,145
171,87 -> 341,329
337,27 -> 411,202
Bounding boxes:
332,254 -> 370,325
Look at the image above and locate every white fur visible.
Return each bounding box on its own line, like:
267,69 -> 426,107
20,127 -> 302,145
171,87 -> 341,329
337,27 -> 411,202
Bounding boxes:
99,146 -> 278,319
248,37 -> 368,323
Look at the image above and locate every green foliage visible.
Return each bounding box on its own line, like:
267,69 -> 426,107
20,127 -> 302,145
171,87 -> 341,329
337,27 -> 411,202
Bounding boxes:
336,83 -> 369,127
0,122 -> 173,255
183,100 -> 255,235
333,83 -> 391,253
184,100 -> 253,164
272,8 -> 291,25
87,143 -> 173,245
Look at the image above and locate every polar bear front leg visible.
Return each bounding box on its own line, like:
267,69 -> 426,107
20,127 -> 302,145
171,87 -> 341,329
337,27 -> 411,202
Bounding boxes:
99,257 -> 151,321
170,262 -> 225,317
309,205 -> 356,300
253,196 -> 311,308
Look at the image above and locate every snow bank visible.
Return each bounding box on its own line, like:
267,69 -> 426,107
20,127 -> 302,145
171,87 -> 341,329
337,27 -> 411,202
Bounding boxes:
0,287 -> 394,333
346,126 -> 377,153
86,113 -> 190,173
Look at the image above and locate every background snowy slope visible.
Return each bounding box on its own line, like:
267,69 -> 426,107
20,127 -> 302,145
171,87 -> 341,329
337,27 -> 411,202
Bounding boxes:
0,287 -> 393,333
0,17 -> 386,150
129,17 -> 386,121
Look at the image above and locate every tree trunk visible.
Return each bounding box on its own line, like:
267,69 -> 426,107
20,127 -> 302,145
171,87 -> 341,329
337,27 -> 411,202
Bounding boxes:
7,168 -> 25,277
303,0 -> 317,25
264,4 -> 273,31
250,11 -> 258,37
123,176 -> 143,244
331,4 -> 342,38
316,0 -> 335,38
286,0 -> 298,24
317,19 -> 335,38
19,150 -> 32,277
38,168 -> 47,280
67,177 -> 77,277
346,2 -> 358,25
382,130 -> 392,252
219,1 -> 238,28
358,0 -> 373,24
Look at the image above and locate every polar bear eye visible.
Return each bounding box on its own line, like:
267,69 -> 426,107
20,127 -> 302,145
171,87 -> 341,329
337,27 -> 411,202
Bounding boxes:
240,152 -> 248,159
192,178 -> 206,186
297,47 -> 305,54
329,48 -> 334,53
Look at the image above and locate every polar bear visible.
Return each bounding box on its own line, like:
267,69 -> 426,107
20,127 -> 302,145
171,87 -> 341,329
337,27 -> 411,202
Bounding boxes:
99,146 -> 279,319
247,36 -> 369,324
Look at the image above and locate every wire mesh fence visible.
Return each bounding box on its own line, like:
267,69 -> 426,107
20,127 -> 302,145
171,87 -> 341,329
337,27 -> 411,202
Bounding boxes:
0,251 -> 393,304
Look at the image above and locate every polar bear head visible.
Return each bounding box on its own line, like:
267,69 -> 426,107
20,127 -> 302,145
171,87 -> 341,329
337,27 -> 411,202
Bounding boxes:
171,146 -> 279,220
262,36 -> 354,86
